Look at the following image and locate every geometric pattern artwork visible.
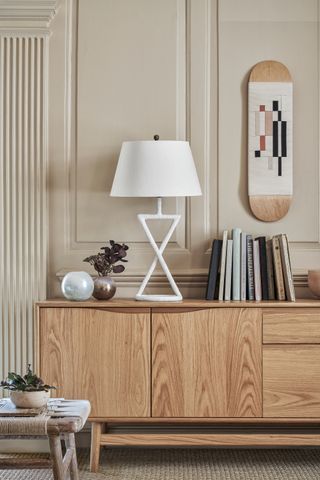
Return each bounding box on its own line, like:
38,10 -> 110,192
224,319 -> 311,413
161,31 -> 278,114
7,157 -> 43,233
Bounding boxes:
248,82 -> 293,196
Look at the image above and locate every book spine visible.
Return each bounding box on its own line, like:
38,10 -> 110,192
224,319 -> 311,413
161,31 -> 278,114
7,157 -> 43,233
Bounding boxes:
253,240 -> 262,301
266,239 -> 276,300
232,228 -> 241,301
205,240 -> 214,300
218,230 -> 229,301
224,240 -> 233,301
284,234 -> 296,301
272,236 -> 286,300
257,237 -> 269,300
206,240 -> 222,300
279,234 -> 296,302
246,235 -> 255,300
240,232 -> 247,301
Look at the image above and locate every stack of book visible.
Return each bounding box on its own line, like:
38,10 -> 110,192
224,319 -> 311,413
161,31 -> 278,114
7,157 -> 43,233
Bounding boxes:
206,228 -> 295,302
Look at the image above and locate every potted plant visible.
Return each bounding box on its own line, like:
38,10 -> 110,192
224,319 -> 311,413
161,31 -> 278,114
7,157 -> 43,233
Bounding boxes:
84,240 -> 129,300
0,364 -> 56,408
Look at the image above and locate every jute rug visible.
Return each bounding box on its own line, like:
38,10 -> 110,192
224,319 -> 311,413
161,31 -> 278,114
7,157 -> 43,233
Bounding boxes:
1,448 -> 320,479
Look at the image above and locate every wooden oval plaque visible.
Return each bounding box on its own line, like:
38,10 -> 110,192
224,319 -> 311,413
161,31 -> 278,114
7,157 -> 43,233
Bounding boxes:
248,60 -> 293,222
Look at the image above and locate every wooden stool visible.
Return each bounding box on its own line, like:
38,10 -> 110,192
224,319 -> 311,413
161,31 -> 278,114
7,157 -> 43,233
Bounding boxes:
0,399 -> 90,480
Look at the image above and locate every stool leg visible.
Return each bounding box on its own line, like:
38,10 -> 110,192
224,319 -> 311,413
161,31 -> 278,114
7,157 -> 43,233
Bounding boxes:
64,433 -> 79,480
48,434 -> 64,480
90,422 -> 102,473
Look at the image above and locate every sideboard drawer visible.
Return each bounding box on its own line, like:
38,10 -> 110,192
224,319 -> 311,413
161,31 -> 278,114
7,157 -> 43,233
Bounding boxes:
263,309 -> 320,344
263,345 -> 320,417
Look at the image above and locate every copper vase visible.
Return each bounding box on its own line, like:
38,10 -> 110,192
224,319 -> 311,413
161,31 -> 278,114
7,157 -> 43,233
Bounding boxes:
93,276 -> 116,300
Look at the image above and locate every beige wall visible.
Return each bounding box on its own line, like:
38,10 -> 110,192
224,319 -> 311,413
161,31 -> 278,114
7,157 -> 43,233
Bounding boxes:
1,0 -> 317,449
48,0 -> 320,298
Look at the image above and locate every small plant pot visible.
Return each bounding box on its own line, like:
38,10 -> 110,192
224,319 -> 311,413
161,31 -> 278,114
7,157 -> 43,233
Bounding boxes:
10,390 -> 50,409
93,276 -> 116,300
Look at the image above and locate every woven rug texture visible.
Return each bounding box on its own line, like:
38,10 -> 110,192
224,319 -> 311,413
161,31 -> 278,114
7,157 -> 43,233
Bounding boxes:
1,448 -> 320,479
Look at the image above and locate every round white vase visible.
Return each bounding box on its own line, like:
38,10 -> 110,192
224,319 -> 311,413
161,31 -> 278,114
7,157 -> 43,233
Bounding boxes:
10,390 -> 50,408
61,271 -> 94,301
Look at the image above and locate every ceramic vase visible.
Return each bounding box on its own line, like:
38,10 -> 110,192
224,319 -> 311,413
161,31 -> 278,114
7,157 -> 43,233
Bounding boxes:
93,276 -> 116,300
10,390 -> 50,408
61,271 -> 94,301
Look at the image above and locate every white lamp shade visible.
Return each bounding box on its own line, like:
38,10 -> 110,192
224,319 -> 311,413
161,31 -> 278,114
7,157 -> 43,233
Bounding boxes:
110,140 -> 202,197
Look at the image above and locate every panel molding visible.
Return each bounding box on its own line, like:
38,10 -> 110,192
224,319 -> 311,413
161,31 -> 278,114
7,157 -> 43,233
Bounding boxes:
70,0 -> 190,251
50,0 -> 215,294
216,0 -> 320,266
50,0 -> 318,295
56,269 -> 308,289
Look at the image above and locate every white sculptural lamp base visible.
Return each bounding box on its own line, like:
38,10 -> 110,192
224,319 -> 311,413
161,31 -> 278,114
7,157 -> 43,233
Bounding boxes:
136,198 -> 182,302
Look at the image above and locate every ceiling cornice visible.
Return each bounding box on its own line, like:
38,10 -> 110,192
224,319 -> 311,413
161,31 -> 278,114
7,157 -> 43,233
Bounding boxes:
0,0 -> 57,30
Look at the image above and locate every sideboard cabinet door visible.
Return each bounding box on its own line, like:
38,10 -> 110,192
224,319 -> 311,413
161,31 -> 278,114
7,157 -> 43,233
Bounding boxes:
39,307 -> 150,418
152,308 -> 262,418
264,345 -> 320,417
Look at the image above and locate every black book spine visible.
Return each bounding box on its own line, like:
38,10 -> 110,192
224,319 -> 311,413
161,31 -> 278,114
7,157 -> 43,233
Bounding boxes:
246,235 -> 254,300
256,236 -> 269,300
206,240 -> 222,300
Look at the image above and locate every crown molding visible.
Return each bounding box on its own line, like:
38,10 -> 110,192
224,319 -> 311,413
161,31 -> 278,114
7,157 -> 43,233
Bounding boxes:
0,0 -> 57,30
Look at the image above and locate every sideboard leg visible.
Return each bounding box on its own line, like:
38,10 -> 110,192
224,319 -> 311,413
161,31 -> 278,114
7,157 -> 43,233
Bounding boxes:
90,422 -> 102,473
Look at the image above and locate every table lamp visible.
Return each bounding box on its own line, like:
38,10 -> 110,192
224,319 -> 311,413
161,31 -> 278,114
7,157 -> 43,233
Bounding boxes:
110,137 -> 202,301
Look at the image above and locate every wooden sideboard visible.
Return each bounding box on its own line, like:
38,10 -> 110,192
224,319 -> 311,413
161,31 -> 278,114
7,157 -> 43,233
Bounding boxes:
36,299 -> 320,472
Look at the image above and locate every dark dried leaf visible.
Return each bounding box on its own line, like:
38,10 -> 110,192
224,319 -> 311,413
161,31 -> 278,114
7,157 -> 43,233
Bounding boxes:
112,264 -> 125,274
112,243 -> 121,253
118,248 -> 127,258
83,241 -> 129,275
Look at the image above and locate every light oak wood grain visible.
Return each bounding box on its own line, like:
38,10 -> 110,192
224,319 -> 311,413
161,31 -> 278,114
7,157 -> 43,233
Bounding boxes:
249,196 -> 292,223
263,310 -> 320,343
99,433 -> 320,446
39,308 -> 150,417
36,302 -> 320,468
263,345 -> 320,417
36,299 -> 320,309
152,308 -> 262,418
249,60 -> 292,83
90,422 -> 102,473
89,416 -> 320,424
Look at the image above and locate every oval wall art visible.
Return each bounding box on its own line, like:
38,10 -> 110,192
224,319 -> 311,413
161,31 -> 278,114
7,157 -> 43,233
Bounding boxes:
248,60 -> 293,222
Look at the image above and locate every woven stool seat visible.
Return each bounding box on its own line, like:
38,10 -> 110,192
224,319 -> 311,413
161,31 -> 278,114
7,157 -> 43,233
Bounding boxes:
0,399 -> 91,480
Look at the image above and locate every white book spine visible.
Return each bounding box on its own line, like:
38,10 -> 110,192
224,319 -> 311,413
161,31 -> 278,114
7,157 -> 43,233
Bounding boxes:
232,228 -> 241,301
253,240 -> 262,301
224,240 -> 233,301
218,230 -> 229,301
241,232 -> 247,301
